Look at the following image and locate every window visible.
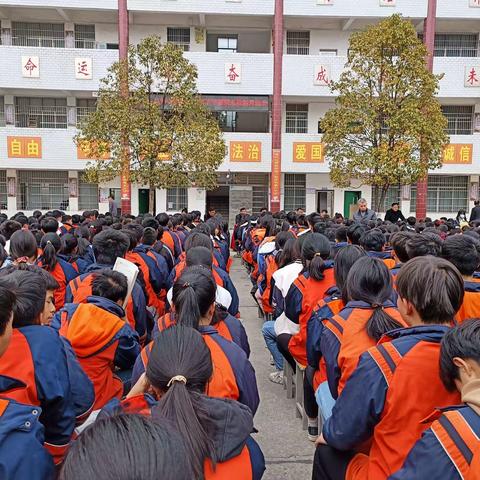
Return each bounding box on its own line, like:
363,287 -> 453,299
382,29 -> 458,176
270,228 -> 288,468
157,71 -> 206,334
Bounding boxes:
78,178 -> 99,210
0,97 -> 4,127
410,176 -> 468,214
215,111 -> 237,131
12,22 -> 64,48
319,49 -> 337,56
0,171 -> 7,210
420,33 -> 479,57
75,24 -> 95,49
371,186 -> 401,213
166,187 -> 188,211
15,97 -> 67,129
285,104 -> 308,134
76,98 -> 97,125
17,170 -> 69,210
284,174 -> 306,212
106,43 -> 119,50
218,36 -> 238,53
441,106 -> 474,135
286,31 -> 310,55
167,27 -> 190,51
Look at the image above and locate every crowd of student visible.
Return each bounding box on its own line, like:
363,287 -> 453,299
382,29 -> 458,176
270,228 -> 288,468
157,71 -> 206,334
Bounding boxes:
237,205 -> 480,479
0,203 -> 478,479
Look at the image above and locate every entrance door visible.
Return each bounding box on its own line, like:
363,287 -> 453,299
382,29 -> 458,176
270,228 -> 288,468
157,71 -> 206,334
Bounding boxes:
229,186 -> 253,226
316,190 -> 334,215
344,191 -> 362,219
206,186 -> 230,220
138,189 -> 150,214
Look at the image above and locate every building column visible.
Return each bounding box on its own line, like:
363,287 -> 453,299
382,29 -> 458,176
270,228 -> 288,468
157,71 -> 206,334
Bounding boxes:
68,171 -> 79,213
188,187 -> 206,214
1,20 -> 12,46
6,169 -> 16,217
67,97 -> 77,127
3,95 -> 14,125
470,175 -> 479,212
65,22 -> 75,48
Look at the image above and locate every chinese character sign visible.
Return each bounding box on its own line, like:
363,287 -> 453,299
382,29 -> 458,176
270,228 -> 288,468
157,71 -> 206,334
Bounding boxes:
314,65 -> 330,86
379,0 -> 396,5
470,0 -> 480,7
7,137 -> 42,158
271,149 -> 281,203
75,57 -> 93,80
225,63 -> 241,84
465,66 -> 480,87
442,144 -> 473,164
293,143 -> 325,163
21,56 -> 40,78
229,141 -> 262,162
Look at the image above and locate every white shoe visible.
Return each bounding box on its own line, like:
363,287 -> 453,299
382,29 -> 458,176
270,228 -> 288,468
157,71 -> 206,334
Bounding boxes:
269,371 -> 284,385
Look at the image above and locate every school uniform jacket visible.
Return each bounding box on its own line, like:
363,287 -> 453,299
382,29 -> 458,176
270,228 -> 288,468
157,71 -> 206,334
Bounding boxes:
323,325 -> 461,480
0,326 -> 95,464
0,395 -> 54,479
456,279 -> 480,323
131,325 -> 259,415
390,404 -> 480,480
320,300 -> 405,398
101,394 -> 265,480
366,250 -> 396,269
284,265 -> 336,366
52,296 -> 141,410
65,262 -> 148,342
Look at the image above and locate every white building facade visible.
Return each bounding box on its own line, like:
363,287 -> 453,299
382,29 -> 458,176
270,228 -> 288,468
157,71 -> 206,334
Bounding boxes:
0,0 -> 479,222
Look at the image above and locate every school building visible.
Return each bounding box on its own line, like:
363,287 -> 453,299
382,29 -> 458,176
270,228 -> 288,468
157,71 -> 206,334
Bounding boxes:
0,0 -> 479,223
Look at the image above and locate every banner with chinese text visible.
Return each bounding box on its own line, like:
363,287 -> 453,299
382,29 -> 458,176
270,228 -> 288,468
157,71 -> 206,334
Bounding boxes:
229,141 -> 262,162
293,142 -> 325,163
7,136 -> 42,158
271,149 -> 281,204
442,144 -> 473,164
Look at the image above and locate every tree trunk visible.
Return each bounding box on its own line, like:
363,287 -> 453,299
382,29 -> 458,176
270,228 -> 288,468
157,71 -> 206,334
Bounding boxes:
149,180 -> 155,215
375,184 -> 389,214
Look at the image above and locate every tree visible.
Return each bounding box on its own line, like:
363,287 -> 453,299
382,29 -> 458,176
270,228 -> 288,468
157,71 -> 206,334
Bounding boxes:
321,14 -> 449,212
76,35 -> 225,214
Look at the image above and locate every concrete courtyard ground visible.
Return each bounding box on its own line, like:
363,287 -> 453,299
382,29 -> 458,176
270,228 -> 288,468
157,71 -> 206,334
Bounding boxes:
230,258 -> 313,480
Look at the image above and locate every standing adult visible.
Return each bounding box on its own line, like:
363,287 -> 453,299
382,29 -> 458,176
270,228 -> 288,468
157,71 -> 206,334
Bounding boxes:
352,198 -> 377,223
108,195 -> 117,216
470,200 -> 480,224
384,202 -> 405,223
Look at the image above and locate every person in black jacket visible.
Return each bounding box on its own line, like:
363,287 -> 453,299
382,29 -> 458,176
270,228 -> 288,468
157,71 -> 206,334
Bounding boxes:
384,203 -> 405,223
469,200 -> 480,224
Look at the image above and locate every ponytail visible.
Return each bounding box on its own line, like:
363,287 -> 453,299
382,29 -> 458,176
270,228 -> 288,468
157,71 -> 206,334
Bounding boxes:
40,233 -> 61,271
366,307 -> 404,342
148,326 -> 216,479
301,233 -> 331,281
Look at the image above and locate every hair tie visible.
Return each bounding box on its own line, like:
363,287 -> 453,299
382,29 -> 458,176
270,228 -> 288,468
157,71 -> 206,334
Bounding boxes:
372,304 -> 383,310
314,252 -> 322,257
167,375 -> 187,387
46,240 -> 52,245
182,282 -> 190,289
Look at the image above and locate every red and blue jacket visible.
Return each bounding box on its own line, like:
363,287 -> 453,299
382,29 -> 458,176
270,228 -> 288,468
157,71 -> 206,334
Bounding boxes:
162,228 -> 183,259
366,250 -> 396,269
131,325 -> 259,415
37,257 -> 79,310
284,265 -> 336,366
65,263 -> 148,342
323,325 -> 461,480
58,253 -> 90,275
0,395 -> 54,479
0,326 -> 95,464
390,404 -> 480,479
390,263 -> 402,277
52,296 -> 141,410
456,279 -> 480,324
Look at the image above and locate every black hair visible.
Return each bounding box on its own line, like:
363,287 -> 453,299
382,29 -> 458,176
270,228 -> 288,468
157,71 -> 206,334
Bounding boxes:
0,270 -> 46,327
347,224 -> 366,245
406,232 -> 443,259
41,217 -> 59,234
39,233 -> 61,272
9,230 -> 38,261
186,247 -> 213,269
156,213 -> 170,227
122,229 -> 138,251
124,223 -> 144,242
360,229 -> 386,252
301,233 -> 331,281
276,238 -> 301,269
274,230 -> 295,251
0,220 -> 21,240
91,270 -> 128,303
142,227 -> 158,246
92,230 -> 129,265
184,232 -> 213,252
148,325 -> 216,479
334,245 -> 367,303
390,231 -> 414,264
173,267 -> 216,329
60,414 -> 192,480
406,216 -> 416,226
335,226 -> 348,243
441,234 -> 480,277
396,256 -> 464,325
346,257 -> 403,341
142,217 -> 159,230
61,234 -> 78,256
440,319 -> 480,392
0,285 -> 15,335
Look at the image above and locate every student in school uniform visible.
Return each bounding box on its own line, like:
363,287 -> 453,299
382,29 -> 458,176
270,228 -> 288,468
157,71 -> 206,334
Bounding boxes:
389,231 -> 414,277
359,229 -> 396,269
391,319 -> 480,479
441,234 -> 480,323
313,257 -> 465,480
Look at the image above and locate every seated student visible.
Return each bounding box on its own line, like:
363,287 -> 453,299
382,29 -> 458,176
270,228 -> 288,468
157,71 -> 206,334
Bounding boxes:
33,266 -> 60,326
346,224 -> 366,246
0,270 -> 94,464
391,319 -> 480,479
53,271 -> 140,410
359,229 -> 396,269
105,326 -> 265,480
332,226 -> 349,252
389,231 -> 414,276
132,267 -> 259,416
156,213 -> 182,259
1,229 -> 39,270
59,234 -> 89,274
441,234 -> 480,323
0,285 -> 55,479
37,232 -> 79,310
405,231 -> 443,259
60,414 -> 192,480
313,257 -> 465,480
65,229 -> 147,342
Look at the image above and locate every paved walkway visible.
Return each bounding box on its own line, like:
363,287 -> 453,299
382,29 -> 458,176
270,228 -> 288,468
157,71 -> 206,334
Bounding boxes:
230,259 -> 313,480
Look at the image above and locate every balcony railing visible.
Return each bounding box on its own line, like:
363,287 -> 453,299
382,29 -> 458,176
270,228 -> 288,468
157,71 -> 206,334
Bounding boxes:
76,107 -> 97,125
15,106 -> 67,129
